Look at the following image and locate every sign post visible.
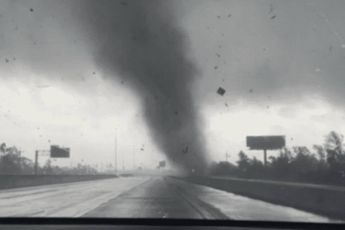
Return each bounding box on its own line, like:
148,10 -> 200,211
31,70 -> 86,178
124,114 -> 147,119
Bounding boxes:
263,149 -> 267,166
34,145 -> 70,175
158,160 -> 166,169
34,149 -> 49,175
50,145 -> 70,158
34,150 -> 38,175
225,152 -> 230,162
246,135 -> 286,166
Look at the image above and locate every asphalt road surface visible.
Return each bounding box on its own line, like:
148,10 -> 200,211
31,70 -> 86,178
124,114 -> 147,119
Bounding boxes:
0,176 -> 339,222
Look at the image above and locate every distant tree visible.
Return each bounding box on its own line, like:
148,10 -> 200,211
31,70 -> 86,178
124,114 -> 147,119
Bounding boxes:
42,159 -> 53,175
0,143 -> 6,155
0,142 -> 103,175
312,145 -> 329,175
0,144 -> 34,174
247,157 -> 265,177
209,161 -> 237,176
313,145 -> 327,162
269,147 -> 293,178
291,146 -> 319,176
208,131 -> 345,185
237,151 -> 250,173
20,157 -> 34,174
0,149 -> 22,174
324,131 -> 345,177
325,131 -> 344,154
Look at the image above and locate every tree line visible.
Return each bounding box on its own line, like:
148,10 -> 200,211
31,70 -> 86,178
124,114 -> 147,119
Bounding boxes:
209,131 -> 345,186
0,143 -> 100,175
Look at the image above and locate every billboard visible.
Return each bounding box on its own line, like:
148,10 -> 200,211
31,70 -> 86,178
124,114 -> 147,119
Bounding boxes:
246,136 -> 285,150
50,145 -> 70,158
158,160 -> 166,168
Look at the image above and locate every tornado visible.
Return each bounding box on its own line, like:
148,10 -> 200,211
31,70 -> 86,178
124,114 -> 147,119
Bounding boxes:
76,0 -> 209,174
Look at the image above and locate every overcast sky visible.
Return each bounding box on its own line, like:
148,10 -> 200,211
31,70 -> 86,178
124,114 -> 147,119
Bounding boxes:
1,0 -> 345,168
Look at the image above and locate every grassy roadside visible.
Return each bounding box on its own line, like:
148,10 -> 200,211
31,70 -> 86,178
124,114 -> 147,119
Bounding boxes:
183,176 -> 345,221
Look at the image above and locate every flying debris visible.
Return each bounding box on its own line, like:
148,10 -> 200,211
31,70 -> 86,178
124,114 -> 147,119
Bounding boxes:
182,146 -> 189,154
329,45 -> 333,52
268,3 -> 274,14
217,87 -> 226,96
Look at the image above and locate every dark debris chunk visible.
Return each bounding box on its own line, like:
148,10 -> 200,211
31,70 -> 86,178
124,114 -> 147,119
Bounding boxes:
217,87 -> 226,96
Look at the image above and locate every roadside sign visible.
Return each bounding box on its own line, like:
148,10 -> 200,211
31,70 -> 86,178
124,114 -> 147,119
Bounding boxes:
246,136 -> 285,150
158,160 -> 166,168
246,135 -> 285,166
50,145 -> 70,158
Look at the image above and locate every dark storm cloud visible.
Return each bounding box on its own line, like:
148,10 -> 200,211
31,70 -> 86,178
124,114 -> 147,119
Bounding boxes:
0,0 -> 209,173
188,0 -> 345,109
2,0 -> 345,172
0,0 -> 85,74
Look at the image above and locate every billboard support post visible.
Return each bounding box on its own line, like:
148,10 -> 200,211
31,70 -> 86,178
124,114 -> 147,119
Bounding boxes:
114,129 -> 118,174
34,150 -> 38,175
246,135 -> 286,167
34,150 -> 50,175
225,152 -> 230,162
34,146 -> 70,175
264,149 -> 267,166
50,145 -> 70,158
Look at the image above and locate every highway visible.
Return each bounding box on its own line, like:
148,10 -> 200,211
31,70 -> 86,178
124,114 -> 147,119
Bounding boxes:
0,176 -> 338,222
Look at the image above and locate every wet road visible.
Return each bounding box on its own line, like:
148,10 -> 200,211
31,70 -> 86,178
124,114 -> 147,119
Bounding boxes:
0,177 -> 148,217
84,177 -> 226,219
0,176 -> 338,222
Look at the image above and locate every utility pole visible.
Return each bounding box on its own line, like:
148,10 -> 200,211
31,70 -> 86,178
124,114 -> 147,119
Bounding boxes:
34,150 -> 39,175
122,152 -> 125,171
114,129 -> 118,174
34,149 -> 50,175
263,149 -> 267,166
225,152 -> 230,162
132,144 -> 135,170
